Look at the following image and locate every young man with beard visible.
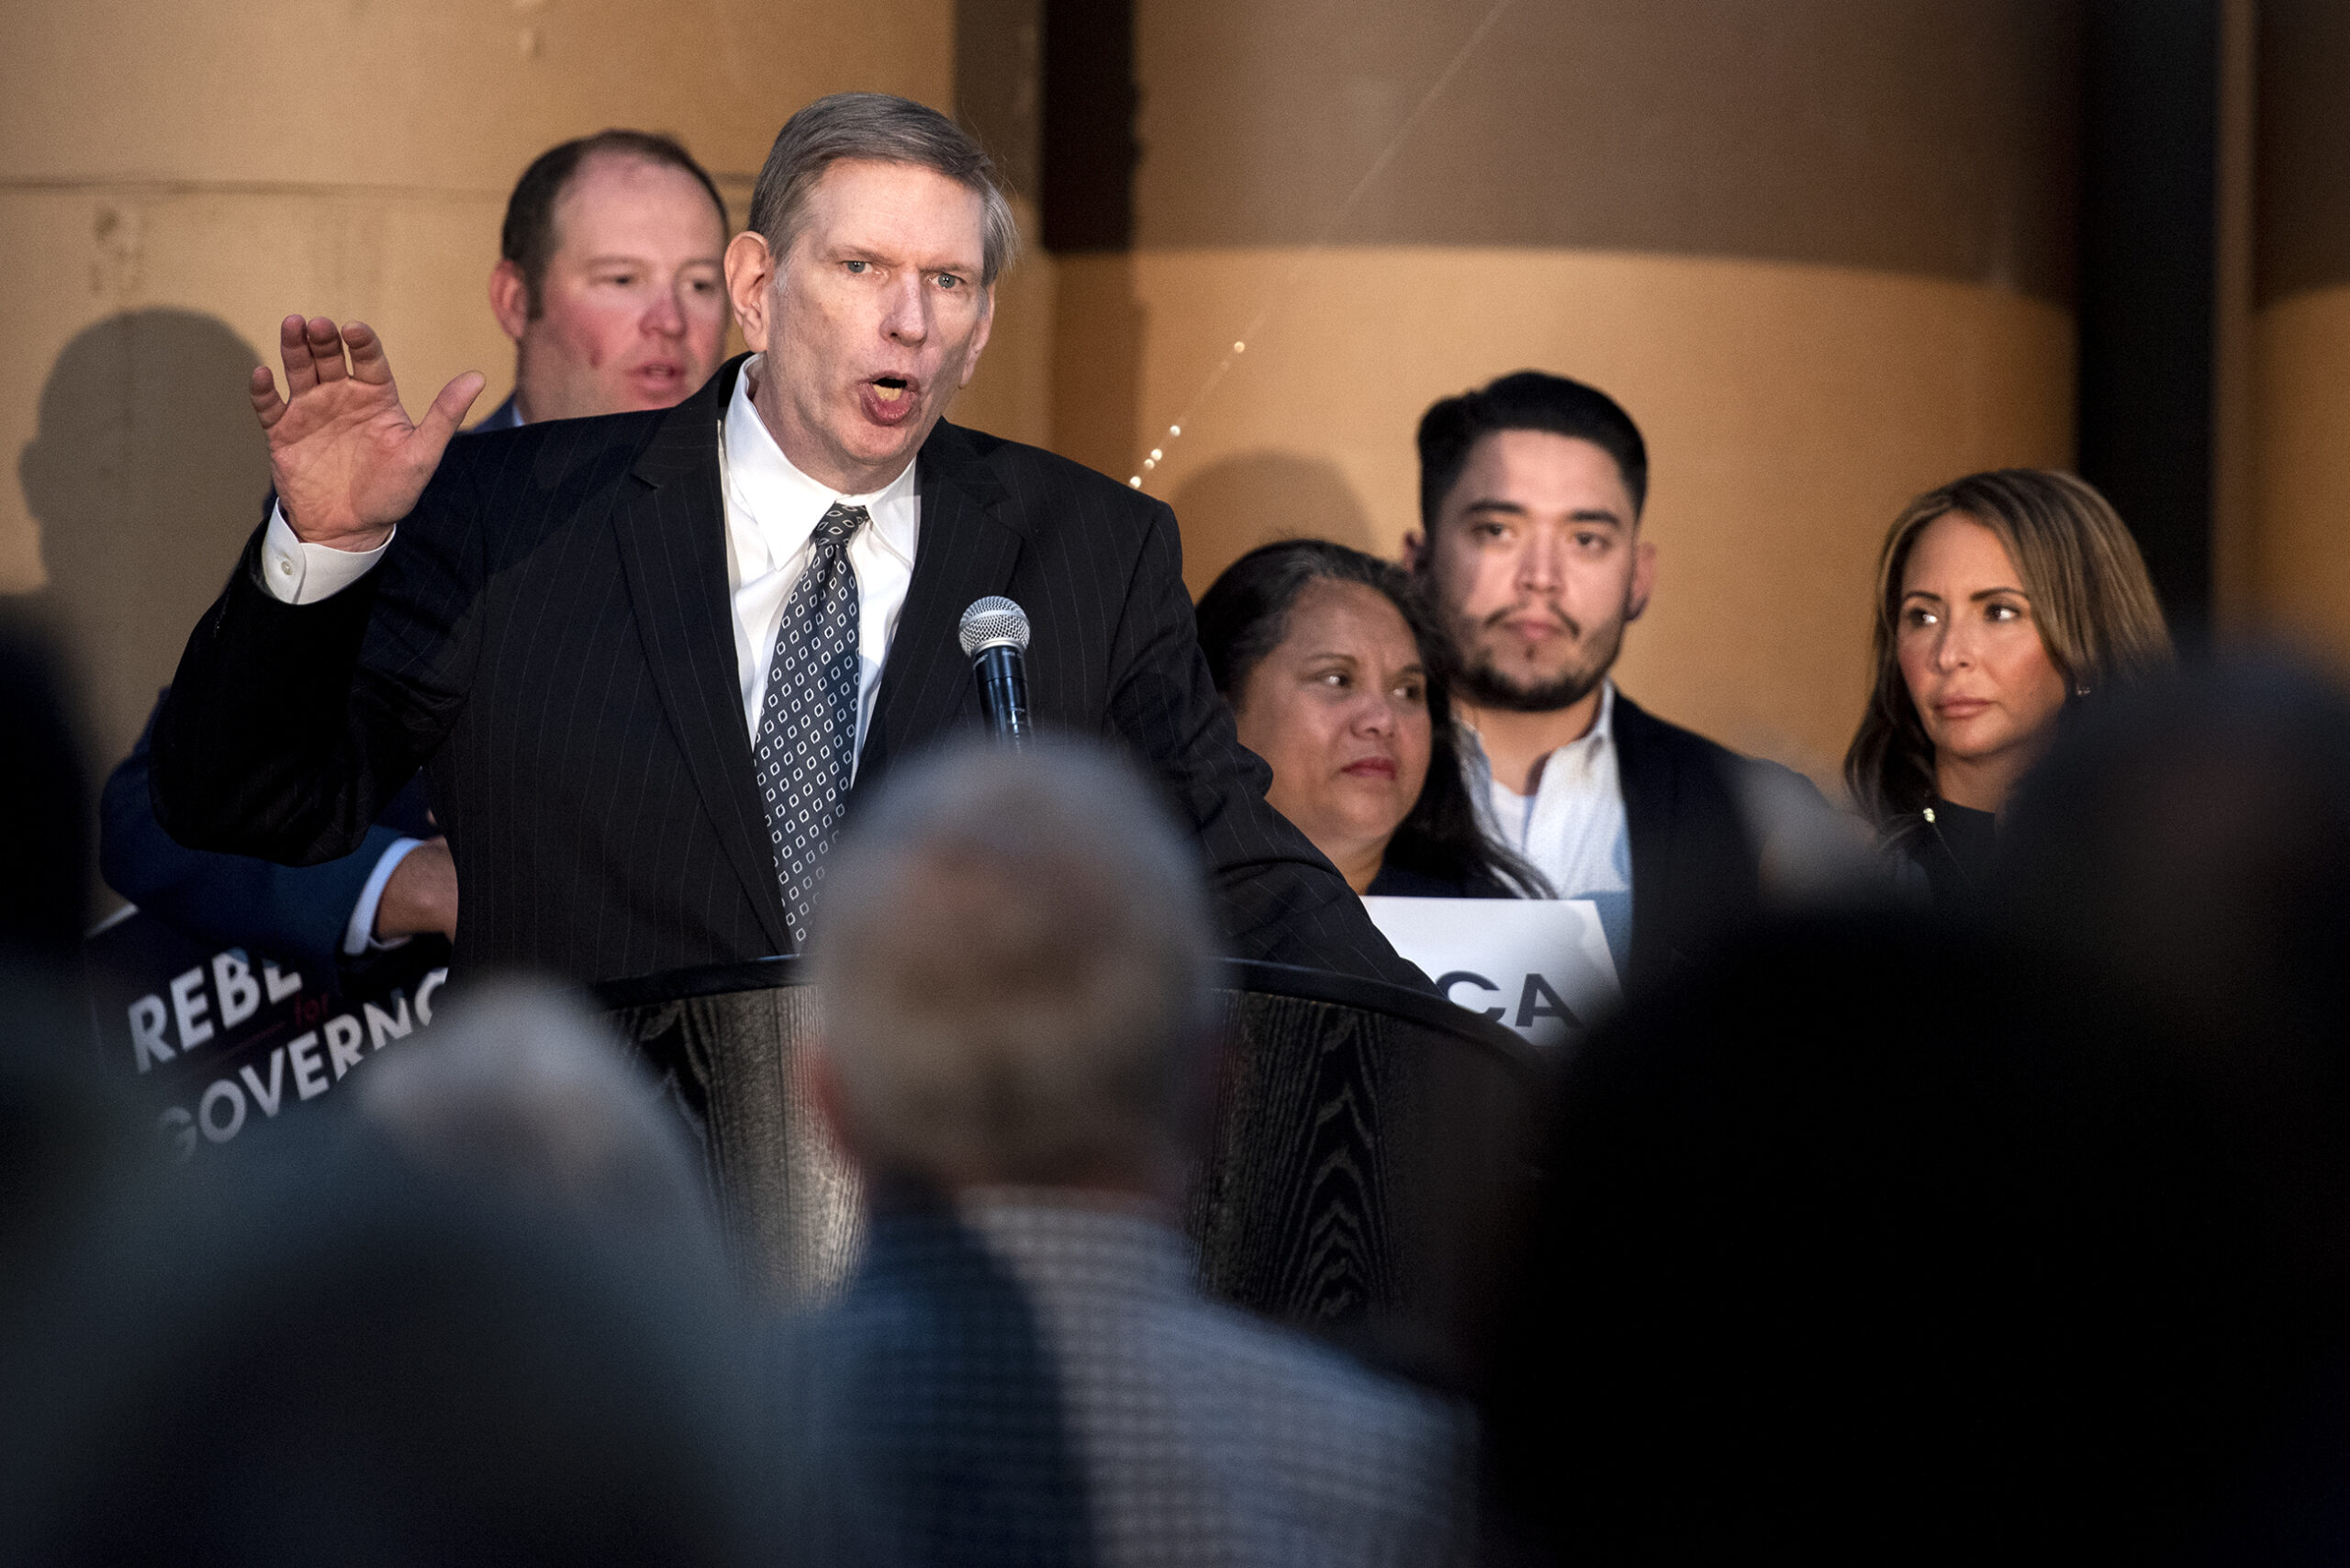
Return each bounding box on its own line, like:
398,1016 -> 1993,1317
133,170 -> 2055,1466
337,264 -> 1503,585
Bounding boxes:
1404,371 -> 1830,989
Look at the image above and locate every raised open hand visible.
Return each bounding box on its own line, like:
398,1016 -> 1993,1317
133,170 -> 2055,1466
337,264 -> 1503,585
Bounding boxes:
249,316 -> 485,552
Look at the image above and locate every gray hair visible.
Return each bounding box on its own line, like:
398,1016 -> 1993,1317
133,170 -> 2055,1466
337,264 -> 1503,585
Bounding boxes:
747,92 -> 1021,287
809,738 -> 1214,1187
360,979 -> 716,1251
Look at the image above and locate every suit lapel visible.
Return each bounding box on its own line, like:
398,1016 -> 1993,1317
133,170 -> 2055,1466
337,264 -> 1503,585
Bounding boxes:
609,355 -> 792,954
856,420 -> 1022,785
1609,693 -> 1678,980
1611,694 -> 1673,889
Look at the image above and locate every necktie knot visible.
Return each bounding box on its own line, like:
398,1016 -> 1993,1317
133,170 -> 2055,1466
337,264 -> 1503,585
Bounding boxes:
814,502 -> 868,547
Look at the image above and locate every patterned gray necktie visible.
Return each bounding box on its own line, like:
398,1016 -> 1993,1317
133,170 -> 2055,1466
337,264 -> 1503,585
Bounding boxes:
756,501 -> 866,946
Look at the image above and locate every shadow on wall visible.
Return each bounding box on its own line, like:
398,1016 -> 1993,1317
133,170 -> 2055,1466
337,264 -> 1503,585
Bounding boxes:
10,310 -> 271,783
1170,452 -> 1379,599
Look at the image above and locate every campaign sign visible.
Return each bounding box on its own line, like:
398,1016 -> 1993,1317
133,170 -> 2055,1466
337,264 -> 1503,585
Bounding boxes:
84,907 -> 449,1159
1362,896 -> 1623,1051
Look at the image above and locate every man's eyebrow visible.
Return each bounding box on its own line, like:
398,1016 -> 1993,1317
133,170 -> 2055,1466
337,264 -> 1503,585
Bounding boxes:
580,252 -> 723,274
1460,498 -> 1625,525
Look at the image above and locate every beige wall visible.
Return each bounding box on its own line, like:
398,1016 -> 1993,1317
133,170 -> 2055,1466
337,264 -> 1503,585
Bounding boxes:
2250,0 -> 2350,668
1066,248 -> 2071,784
1079,0 -> 2081,791
1,0 -> 954,815
2252,286 -> 2350,663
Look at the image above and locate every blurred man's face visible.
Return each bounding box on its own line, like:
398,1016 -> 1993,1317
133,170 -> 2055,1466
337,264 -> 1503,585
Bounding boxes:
1409,430 -> 1654,713
725,158 -> 994,495
491,152 -> 729,421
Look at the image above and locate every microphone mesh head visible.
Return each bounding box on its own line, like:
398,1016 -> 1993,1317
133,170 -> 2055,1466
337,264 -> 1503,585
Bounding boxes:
958,596 -> 1031,656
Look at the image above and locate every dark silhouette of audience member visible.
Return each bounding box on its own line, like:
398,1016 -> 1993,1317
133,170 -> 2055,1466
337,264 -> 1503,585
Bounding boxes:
3,983 -> 764,1568
0,608 -> 88,958
1482,910 -> 2350,1565
2001,657 -> 2350,1058
1991,656 -> 2350,1560
778,737 -> 1469,1566
1845,469 -> 2170,912
0,610 -> 144,1350
1196,538 -> 1546,897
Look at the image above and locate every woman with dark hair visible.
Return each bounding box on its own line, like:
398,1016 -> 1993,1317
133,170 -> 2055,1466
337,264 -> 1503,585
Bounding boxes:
1196,539 -> 1547,898
1844,469 -> 2170,906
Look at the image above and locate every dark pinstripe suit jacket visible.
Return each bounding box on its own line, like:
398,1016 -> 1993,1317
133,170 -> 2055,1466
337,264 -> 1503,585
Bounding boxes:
151,357 -> 1420,989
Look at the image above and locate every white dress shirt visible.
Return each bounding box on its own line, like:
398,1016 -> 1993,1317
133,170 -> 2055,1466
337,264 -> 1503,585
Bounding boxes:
257,356 -> 919,945
1462,679 -> 1633,903
717,355 -> 918,767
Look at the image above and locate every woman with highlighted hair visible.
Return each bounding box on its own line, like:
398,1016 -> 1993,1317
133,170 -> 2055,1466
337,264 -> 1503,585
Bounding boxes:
1844,469 -> 2171,909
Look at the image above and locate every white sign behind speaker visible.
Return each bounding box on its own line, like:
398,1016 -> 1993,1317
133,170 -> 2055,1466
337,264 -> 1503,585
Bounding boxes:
1362,897 -> 1622,1052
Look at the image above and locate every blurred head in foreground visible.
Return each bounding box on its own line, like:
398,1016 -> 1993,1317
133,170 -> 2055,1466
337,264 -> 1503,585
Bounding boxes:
1847,470 -> 2169,833
2002,656 -> 2350,1058
359,976 -> 718,1260
5,982 -> 757,1568
1196,537 -> 1545,897
1485,913 -> 2350,1565
809,737 -> 1213,1201
0,609 -> 135,1343
0,607 -> 88,962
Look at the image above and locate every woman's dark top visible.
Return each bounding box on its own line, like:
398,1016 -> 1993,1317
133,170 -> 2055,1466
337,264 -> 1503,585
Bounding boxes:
1891,796 -> 1998,913
1365,859 -> 1517,899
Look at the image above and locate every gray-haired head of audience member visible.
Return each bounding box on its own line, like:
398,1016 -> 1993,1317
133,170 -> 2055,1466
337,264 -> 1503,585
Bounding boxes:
747,92 -> 1021,287
809,738 -> 1215,1197
360,979 -> 719,1260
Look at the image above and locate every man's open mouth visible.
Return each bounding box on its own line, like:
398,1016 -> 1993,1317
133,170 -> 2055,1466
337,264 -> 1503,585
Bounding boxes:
860,375 -> 922,428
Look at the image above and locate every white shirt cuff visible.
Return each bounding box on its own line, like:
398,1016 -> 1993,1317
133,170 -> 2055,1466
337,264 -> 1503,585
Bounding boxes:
261,501 -> 394,605
344,836 -> 426,956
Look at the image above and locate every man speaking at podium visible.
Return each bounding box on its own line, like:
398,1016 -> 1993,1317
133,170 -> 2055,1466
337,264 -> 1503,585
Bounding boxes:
151,94 -> 1419,991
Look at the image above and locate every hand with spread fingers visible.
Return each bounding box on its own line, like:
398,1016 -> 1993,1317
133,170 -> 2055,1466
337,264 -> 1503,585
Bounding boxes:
249,316 -> 486,553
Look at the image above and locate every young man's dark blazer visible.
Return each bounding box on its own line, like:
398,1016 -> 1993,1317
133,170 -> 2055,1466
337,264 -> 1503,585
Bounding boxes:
1611,691 -> 1820,991
149,355 -> 1420,990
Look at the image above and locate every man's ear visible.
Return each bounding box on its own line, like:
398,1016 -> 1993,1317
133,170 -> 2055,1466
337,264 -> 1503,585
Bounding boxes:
1626,534 -> 1658,623
725,230 -> 778,353
1401,528 -> 1428,574
956,286 -> 996,389
488,260 -> 532,345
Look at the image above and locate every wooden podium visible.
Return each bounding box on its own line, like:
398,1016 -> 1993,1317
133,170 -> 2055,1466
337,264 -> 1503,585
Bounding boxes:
597,958 -> 1550,1389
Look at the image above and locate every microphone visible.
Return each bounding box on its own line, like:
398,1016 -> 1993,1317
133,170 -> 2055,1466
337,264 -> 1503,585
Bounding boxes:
958,596 -> 1032,744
